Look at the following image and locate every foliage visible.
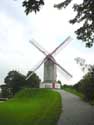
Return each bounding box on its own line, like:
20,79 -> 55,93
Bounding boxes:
75,57 -> 94,73
0,88 -> 62,125
2,70 -> 41,97
74,65 -> 94,102
0,85 -> 10,98
54,0 -> 94,47
26,71 -> 41,88
62,65 -> 94,103
74,57 -> 86,71
80,72 -> 94,101
22,0 -> 44,14
73,82 -> 81,92
57,80 -> 62,85
4,70 -> 26,95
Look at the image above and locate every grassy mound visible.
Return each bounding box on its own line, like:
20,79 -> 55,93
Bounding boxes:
0,88 -> 61,125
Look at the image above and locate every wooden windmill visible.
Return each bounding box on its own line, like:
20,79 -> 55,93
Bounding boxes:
26,36 -> 72,88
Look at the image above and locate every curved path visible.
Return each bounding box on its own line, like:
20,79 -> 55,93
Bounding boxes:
56,90 -> 94,125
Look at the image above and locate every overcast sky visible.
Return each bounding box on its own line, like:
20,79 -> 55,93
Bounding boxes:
0,0 -> 94,85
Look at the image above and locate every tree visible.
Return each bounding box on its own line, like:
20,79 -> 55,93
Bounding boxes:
4,70 -> 26,95
74,65 -> 94,101
21,0 -> 94,47
26,71 -> 41,88
1,70 -> 41,97
75,57 -> 94,73
80,72 -> 94,101
74,57 -> 86,71
22,0 -> 44,14
73,81 -> 81,92
0,85 -> 10,98
57,80 -> 62,84
54,0 -> 94,47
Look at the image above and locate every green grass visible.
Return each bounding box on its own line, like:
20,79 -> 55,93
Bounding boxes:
0,88 -> 62,125
63,86 -> 84,99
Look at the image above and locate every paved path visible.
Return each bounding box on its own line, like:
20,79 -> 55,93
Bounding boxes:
56,90 -> 94,125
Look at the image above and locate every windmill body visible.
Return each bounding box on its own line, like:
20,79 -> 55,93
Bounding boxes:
44,55 -> 57,83
26,37 -> 72,89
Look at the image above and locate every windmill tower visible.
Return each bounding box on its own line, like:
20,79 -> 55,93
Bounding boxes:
44,55 -> 57,83
26,36 -> 72,88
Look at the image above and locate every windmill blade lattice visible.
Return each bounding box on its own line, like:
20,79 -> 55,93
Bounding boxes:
26,36 -> 72,83
56,63 -> 72,79
48,56 -> 72,79
50,36 -> 72,56
26,58 -> 47,80
29,39 -> 48,56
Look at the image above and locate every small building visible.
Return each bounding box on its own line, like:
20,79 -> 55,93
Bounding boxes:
40,82 -> 61,89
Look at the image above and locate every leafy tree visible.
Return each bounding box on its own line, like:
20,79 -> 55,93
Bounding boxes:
4,70 -> 26,95
74,65 -> 94,101
20,0 -> 94,47
80,72 -> 94,101
74,57 -> 94,72
73,82 -> 81,92
26,71 -> 41,88
1,70 -> 41,97
22,0 -> 44,14
57,80 -> 62,85
0,85 -> 10,98
54,0 -> 94,47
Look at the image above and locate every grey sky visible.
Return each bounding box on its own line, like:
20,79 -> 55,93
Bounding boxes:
0,0 -> 94,85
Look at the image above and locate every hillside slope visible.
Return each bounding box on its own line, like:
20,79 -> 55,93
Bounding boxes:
0,88 -> 61,125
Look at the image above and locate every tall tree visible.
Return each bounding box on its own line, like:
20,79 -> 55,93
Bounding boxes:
81,70 -> 94,101
4,70 -> 26,95
0,85 -> 10,98
74,65 -> 94,101
22,0 -> 44,14
21,0 -> 94,47
54,0 -> 94,47
74,57 -> 94,72
26,71 -> 41,88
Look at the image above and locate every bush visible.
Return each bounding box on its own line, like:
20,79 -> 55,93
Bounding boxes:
74,71 -> 94,102
81,80 -> 94,101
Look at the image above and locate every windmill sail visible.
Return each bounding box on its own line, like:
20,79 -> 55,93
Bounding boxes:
56,63 -> 72,79
50,36 -> 72,56
47,56 -> 72,79
26,58 -> 47,80
27,37 -> 72,85
29,40 -> 48,55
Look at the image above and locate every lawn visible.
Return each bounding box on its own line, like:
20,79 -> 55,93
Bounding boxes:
0,88 -> 61,125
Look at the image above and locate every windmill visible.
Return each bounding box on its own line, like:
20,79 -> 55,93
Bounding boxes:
26,36 -> 72,88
